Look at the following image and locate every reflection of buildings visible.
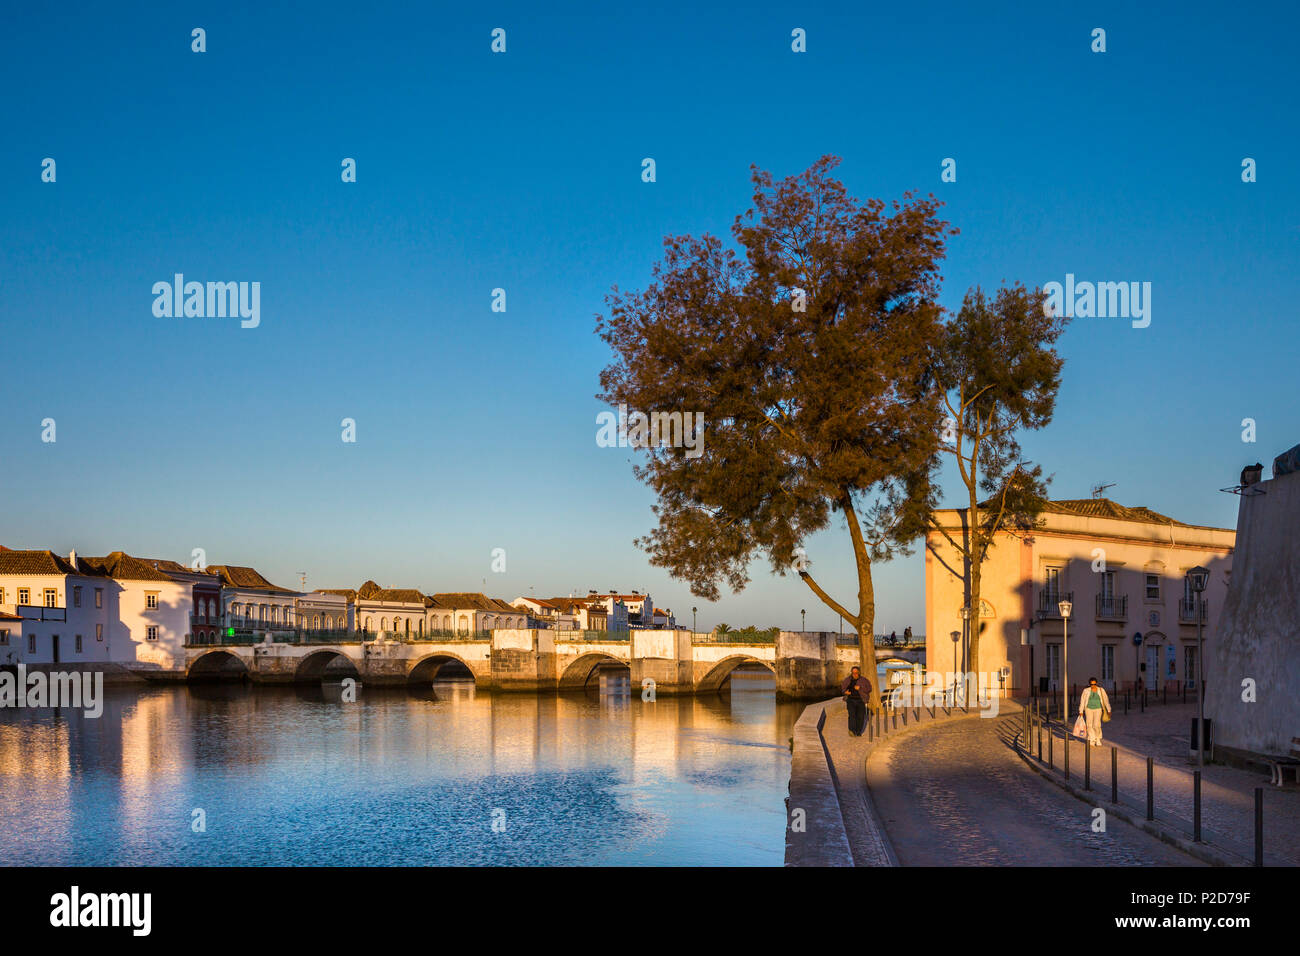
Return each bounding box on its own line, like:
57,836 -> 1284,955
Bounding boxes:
925,498 -> 1234,696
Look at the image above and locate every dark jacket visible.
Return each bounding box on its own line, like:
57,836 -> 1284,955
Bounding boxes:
841,674 -> 872,701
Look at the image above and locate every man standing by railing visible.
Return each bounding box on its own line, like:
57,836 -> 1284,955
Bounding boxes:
842,666 -> 872,736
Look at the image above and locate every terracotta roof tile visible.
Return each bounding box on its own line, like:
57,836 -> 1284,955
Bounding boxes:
431,592 -> 517,612
80,552 -> 178,582
367,588 -> 426,604
207,565 -> 294,592
0,550 -> 82,576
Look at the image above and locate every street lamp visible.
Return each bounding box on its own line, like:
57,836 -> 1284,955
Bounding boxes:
959,606 -> 972,699
950,630 -> 960,704
692,606 -> 697,636
1059,599 -> 1073,719
1187,566 -> 1211,765
801,608 -> 806,632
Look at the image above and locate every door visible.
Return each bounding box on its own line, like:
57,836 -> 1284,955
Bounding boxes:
1145,645 -> 1159,687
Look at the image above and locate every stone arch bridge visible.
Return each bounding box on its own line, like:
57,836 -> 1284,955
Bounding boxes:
184,629 -> 868,699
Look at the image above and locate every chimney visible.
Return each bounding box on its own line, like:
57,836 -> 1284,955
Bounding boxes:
68,550 -> 78,571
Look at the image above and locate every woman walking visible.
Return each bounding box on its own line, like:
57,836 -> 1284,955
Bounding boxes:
1078,677 -> 1112,746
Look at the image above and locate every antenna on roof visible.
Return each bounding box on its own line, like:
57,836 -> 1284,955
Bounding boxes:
297,571 -> 307,590
1091,482 -> 1116,499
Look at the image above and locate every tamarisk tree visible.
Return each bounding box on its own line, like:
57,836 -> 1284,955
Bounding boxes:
930,284 -> 1068,678
596,156 -> 955,677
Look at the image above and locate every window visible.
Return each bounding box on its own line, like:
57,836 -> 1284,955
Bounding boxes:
0,588 -> 5,603
146,626 -> 158,641
73,586 -> 82,607
44,589 -> 57,608
18,588 -> 30,606
95,588 -> 103,608
1045,643 -> 1061,684
145,592 -> 159,610
1185,646 -> 1198,688
1183,576 -> 1196,607
1101,645 -> 1114,682
1145,574 -> 1161,600
75,635 -> 83,653
0,629 -> 7,645
28,634 -> 36,653
1099,571 -> 1115,601
1044,567 -> 1062,600
96,623 -> 103,642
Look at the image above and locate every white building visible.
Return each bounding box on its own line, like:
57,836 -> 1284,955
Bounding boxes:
0,549 -> 115,666
297,590 -> 352,633
81,552 -> 195,674
427,593 -> 527,635
209,565 -> 299,633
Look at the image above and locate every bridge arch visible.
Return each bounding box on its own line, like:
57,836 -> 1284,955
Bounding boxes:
696,655 -> 776,694
559,652 -> 630,690
187,650 -> 249,681
407,652 -> 477,685
294,649 -> 360,683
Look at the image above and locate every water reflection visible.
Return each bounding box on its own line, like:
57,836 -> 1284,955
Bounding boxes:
0,674 -> 801,866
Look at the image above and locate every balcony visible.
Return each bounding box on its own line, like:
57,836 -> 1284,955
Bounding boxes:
1095,593 -> 1128,621
15,604 -> 66,622
1036,591 -> 1074,620
189,613 -> 226,627
1179,598 -> 1208,623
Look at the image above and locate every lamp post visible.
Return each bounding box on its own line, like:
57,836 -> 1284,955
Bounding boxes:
801,608 -> 806,632
692,606 -> 697,637
950,630 -> 960,703
1059,599 -> 1073,719
959,606 -> 972,701
1187,566 -> 1211,766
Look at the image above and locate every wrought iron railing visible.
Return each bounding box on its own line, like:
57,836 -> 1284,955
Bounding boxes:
1178,598 -> 1208,623
15,605 -> 66,621
693,631 -> 777,644
1036,590 -> 1074,619
555,629 -> 631,642
1095,593 -> 1127,620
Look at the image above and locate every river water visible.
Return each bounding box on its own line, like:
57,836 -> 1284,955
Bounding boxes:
0,670 -> 801,866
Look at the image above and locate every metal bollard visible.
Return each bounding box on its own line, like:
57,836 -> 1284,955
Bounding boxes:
1146,757 -> 1154,821
1049,724 -> 1054,769
1255,788 -> 1264,866
1037,716 -> 1043,761
1111,747 -> 1118,803
1125,691 -> 1129,715
1193,771 -> 1202,843
1064,728 -> 1070,780
1085,739 -> 1091,791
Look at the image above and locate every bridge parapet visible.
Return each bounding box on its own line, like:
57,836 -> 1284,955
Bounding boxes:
180,629 -> 851,696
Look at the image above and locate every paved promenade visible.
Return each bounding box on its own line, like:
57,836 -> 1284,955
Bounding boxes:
861,703 -> 1196,866
1026,700 -> 1300,866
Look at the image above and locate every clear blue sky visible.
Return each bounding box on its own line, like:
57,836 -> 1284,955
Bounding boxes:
2,1 -> 1297,634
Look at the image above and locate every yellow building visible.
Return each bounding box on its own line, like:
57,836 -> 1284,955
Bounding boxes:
924,498 -> 1234,698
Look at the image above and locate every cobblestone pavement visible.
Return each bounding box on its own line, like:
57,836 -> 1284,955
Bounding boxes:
866,709 -> 1200,866
1038,701 -> 1300,865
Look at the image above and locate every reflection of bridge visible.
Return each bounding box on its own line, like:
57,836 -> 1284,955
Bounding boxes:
185,630 -> 864,699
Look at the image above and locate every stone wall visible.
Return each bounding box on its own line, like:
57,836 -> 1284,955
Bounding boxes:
1206,467 -> 1300,757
